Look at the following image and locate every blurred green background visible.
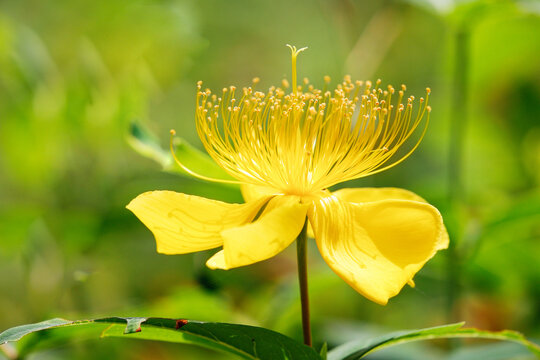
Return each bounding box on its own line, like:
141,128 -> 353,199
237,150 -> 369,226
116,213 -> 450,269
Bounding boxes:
1,0 -> 539,359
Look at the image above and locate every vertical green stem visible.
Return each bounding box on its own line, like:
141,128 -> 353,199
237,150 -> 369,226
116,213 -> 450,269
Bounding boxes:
446,28 -> 469,324
296,219 -> 312,347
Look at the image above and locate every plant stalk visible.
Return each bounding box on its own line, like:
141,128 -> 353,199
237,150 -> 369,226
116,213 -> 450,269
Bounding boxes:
296,219 -> 312,347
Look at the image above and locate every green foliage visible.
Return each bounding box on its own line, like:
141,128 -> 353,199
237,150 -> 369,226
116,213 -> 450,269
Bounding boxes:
327,323 -> 540,360
128,121 -> 237,183
2,319 -> 539,359
0,317 -> 320,360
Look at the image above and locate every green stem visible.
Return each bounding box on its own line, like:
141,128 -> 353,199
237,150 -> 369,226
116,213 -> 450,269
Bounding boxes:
296,219 -> 312,347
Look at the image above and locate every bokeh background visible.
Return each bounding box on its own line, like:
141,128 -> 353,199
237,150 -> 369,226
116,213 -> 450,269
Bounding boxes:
1,0 -> 539,359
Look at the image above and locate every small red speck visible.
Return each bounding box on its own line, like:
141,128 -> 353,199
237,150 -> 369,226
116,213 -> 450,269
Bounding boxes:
175,319 -> 188,329
135,326 -> 142,333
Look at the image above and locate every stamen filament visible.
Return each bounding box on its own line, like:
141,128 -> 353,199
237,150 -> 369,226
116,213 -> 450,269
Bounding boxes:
169,129 -> 243,185
194,63 -> 431,195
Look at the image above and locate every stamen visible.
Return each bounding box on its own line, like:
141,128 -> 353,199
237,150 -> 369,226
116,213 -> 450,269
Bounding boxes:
169,129 -> 243,185
193,57 -> 432,194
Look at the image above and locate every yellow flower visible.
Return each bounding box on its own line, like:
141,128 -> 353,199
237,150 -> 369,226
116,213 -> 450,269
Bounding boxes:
127,46 -> 448,305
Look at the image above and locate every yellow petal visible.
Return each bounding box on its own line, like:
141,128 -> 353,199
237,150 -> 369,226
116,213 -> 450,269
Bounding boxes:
207,195 -> 309,270
127,191 -> 269,254
309,196 -> 448,305
333,187 -> 427,203
206,250 -> 226,269
324,187 -> 427,240
241,184 -> 278,202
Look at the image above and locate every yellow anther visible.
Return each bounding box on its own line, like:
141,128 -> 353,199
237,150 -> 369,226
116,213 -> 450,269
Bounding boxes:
190,50 -> 432,193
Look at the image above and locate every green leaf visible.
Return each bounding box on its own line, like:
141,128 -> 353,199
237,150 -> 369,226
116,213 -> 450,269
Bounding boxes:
0,318 -> 72,344
320,342 -> 328,360
485,192 -> 540,229
127,121 -> 237,184
327,322 -> 540,360
0,317 -> 320,360
168,137 -> 236,182
127,121 -> 171,168
448,342 -> 537,360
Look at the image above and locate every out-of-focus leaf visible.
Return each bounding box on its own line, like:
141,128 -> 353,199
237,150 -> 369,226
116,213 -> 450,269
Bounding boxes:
0,317 -> 321,360
400,0 -> 520,31
320,342 -> 328,360
518,0 -> 540,15
363,343 -> 443,360
327,322 -> 540,360
127,122 -> 237,184
485,192 -> 540,229
127,121 -> 171,168
448,341 -> 536,360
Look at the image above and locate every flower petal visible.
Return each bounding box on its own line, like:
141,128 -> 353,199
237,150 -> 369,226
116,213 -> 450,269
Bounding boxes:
241,184 -> 278,202
127,191 -> 269,254
206,250 -> 226,269
333,187 -> 427,203
207,195 -> 309,270
309,196 -> 448,305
